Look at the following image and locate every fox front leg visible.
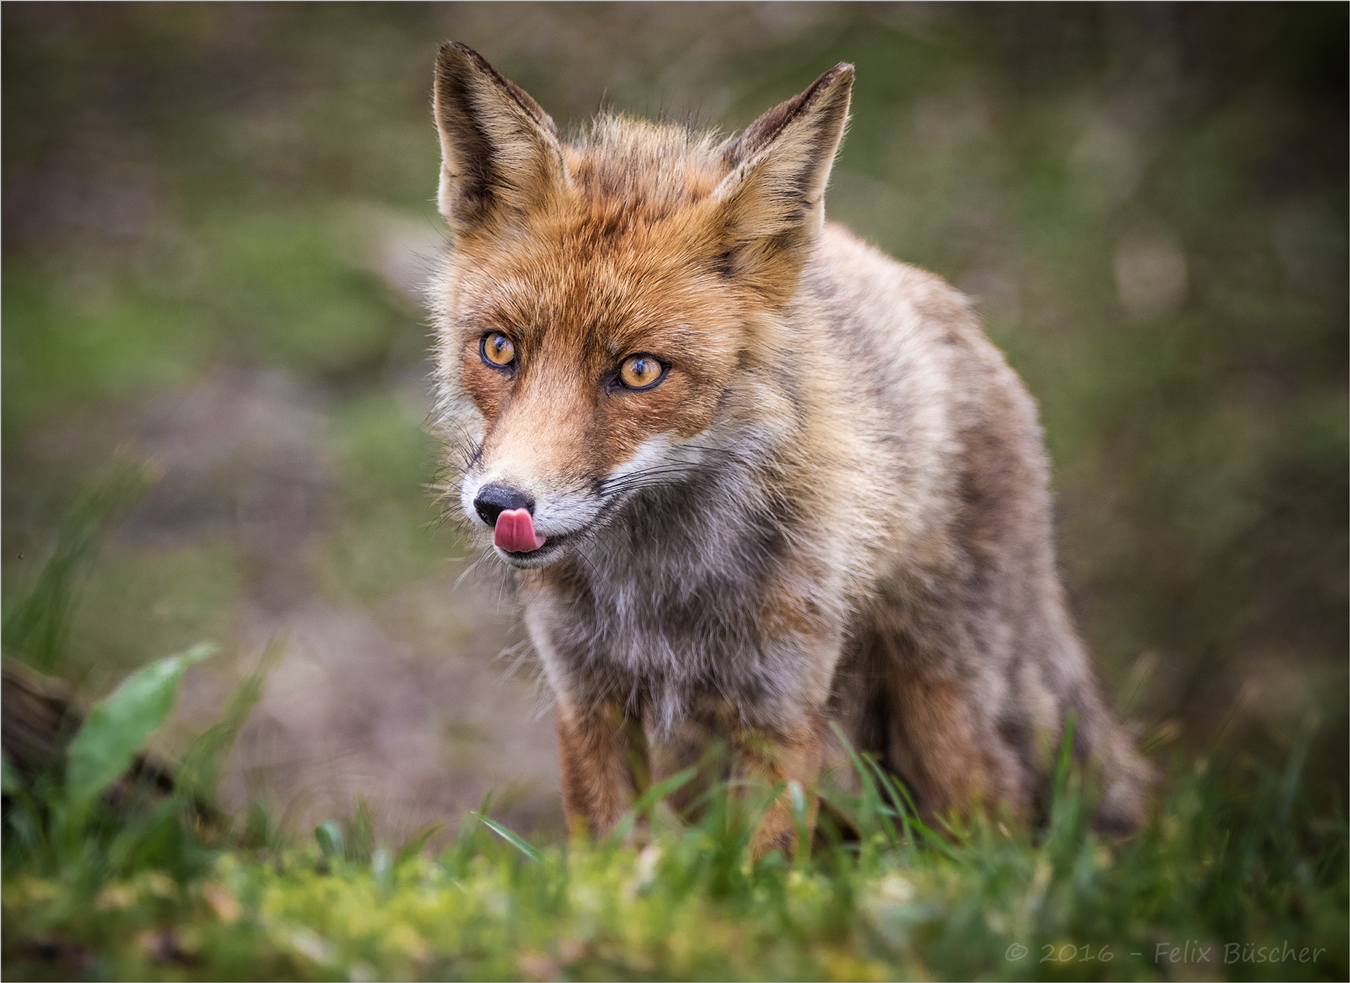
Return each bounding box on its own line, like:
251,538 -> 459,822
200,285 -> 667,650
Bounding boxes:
734,709 -> 827,860
555,699 -> 649,838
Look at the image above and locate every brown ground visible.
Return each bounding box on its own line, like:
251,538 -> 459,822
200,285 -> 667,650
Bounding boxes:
112,221 -> 566,847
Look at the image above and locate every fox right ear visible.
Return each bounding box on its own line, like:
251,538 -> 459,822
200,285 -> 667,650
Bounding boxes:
433,42 -> 568,237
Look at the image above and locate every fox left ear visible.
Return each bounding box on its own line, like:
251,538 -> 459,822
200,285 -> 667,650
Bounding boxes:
711,63 -> 854,300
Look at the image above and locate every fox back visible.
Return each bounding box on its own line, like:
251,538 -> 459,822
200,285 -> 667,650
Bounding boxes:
430,43 -> 1149,852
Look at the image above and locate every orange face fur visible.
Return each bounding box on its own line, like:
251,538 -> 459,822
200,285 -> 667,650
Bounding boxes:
447,183 -> 745,566
464,202 -> 734,432
435,51 -> 853,568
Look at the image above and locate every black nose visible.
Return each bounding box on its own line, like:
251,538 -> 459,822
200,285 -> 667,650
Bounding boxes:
473,483 -> 534,527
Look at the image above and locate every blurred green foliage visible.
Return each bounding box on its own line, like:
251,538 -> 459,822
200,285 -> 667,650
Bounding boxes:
2,1 -> 1345,821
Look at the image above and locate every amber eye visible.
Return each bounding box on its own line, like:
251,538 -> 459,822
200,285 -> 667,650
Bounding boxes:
480,332 -> 516,369
618,354 -> 666,391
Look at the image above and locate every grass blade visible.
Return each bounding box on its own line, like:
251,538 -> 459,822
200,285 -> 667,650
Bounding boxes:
1052,709 -> 1077,804
610,765 -> 700,844
175,637 -> 283,807
395,822 -> 443,868
472,811 -> 541,862
1278,713 -> 1319,828
315,820 -> 345,860
2,459 -> 157,674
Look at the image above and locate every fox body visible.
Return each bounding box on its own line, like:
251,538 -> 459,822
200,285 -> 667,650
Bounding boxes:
430,42 -> 1148,852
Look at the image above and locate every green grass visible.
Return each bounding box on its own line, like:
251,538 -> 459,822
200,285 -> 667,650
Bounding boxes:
3,701 -> 1346,981
2,489 -> 1346,981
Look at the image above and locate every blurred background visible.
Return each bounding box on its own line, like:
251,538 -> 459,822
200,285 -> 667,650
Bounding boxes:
4,2 -> 1345,843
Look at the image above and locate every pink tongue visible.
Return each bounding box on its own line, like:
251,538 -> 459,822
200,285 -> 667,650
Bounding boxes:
494,508 -> 547,553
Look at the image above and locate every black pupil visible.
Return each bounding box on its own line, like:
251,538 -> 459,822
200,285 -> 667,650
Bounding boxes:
631,358 -> 648,379
490,336 -> 511,362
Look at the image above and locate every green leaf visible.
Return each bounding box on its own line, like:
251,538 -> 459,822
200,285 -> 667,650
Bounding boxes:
64,642 -> 216,810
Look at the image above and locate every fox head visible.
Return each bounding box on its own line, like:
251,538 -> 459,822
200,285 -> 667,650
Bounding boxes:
431,42 -> 853,569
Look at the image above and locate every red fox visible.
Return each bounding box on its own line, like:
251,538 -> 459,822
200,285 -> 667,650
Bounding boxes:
429,42 -> 1149,854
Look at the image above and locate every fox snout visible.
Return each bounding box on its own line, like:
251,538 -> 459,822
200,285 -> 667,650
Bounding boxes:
459,429 -> 713,567
470,483 -> 548,554
472,482 -> 533,527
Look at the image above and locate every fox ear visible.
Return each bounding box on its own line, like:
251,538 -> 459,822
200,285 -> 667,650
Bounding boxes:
712,64 -> 854,299
433,42 -> 568,237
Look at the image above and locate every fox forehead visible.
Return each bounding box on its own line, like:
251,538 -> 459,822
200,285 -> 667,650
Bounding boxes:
448,114 -> 735,317
451,200 -> 741,365
454,245 -> 732,360
564,114 -> 730,216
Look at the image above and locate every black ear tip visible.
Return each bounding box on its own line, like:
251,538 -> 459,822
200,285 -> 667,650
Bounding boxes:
437,40 -> 483,70
800,63 -> 854,107
825,63 -> 856,86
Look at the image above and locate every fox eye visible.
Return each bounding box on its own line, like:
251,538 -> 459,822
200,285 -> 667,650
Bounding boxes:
618,354 -> 666,391
480,332 -> 516,369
